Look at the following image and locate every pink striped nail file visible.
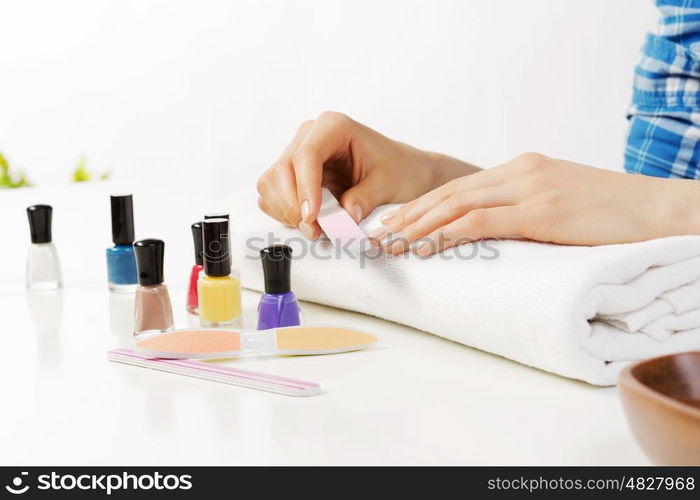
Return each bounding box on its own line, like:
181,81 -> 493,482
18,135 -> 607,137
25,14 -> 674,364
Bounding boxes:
108,349 -> 321,397
316,188 -> 369,253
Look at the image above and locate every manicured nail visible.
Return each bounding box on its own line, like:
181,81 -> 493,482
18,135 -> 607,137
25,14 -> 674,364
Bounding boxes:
301,200 -> 310,221
353,204 -> 362,223
298,221 -> 314,240
380,210 -> 398,224
413,241 -> 431,256
367,225 -> 388,240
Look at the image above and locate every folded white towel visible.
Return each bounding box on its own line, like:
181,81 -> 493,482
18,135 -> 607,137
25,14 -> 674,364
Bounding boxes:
225,191 -> 700,385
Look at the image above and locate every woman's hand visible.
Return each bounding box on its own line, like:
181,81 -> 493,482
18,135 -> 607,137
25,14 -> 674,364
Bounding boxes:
256,111 -> 478,239
373,152 -> 700,255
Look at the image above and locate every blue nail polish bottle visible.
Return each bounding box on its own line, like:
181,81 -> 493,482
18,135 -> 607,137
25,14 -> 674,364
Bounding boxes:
106,194 -> 138,293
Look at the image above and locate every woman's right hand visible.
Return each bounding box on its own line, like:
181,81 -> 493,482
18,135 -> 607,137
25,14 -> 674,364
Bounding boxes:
256,111 -> 478,239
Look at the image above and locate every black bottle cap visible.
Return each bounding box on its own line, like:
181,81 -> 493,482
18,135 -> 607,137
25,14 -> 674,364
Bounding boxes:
260,245 -> 293,294
191,222 -> 204,266
27,205 -> 53,244
204,212 -> 229,220
202,219 -> 231,277
134,239 -> 165,285
110,194 -> 135,245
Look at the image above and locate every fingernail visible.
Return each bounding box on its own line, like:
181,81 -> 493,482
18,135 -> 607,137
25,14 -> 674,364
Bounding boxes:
353,204 -> 362,223
298,221 -> 314,240
380,210 -> 398,224
367,225 -> 388,239
301,200 -> 310,221
413,241 -> 431,256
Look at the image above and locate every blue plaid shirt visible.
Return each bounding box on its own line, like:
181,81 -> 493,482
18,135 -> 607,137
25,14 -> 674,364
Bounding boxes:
626,0 -> 700,178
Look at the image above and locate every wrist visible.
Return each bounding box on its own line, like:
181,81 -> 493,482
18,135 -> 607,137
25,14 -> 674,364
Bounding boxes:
426,152 -> 480,190
658,179 -> 700,236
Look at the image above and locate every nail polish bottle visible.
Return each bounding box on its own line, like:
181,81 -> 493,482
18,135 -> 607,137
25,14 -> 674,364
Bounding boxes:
257,245 -> 302,330
186,221 -> 204,315
204,212 -> 229,220
204,212 -> 230,253
198,218 -> 242,328
106,194 -> 138,293
133,239 -> 174,335
26,205 -> 63,290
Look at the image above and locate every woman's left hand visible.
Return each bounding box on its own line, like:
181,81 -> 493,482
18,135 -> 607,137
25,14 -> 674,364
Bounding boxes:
372,152 -> 700,255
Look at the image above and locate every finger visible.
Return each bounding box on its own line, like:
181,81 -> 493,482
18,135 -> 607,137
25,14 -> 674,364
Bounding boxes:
261,163 -> 302,227
298,220 -> 323,240
257,196 -> 275,219
381,168 -> 504,233
259,178 -> 322,240
264,165 -> 323,240
383,187 -> 516,255
292,112 -> 353,224
339,170 -> 393,223
257,171 -> 293,225
257,120 -> 314,205
412,206 -> 524,256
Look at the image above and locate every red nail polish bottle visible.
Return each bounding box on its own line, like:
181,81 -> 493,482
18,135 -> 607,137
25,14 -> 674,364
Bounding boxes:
187,222 -> 204,315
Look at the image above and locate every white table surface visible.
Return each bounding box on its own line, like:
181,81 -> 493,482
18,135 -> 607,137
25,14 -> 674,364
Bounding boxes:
0,282 -> 647,465
0,184 -> 648,465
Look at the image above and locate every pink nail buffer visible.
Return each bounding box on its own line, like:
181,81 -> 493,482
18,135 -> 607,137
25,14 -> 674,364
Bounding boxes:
316,188 -> 369,253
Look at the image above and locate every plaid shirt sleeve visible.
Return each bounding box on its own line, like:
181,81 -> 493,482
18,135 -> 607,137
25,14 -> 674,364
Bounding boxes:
625,0 -> 700,178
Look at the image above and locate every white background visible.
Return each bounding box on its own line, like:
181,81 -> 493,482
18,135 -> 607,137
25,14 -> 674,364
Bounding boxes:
0,0 -> 657,198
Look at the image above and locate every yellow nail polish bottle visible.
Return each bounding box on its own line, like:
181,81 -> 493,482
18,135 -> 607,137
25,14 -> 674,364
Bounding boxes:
198,218 -> 242,327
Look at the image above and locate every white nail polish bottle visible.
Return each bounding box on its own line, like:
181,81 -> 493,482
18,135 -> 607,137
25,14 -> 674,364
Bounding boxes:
26,205 -> 63,290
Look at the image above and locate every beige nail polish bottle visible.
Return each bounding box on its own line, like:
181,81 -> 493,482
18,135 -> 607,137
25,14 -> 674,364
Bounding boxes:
133,239 -> 174,336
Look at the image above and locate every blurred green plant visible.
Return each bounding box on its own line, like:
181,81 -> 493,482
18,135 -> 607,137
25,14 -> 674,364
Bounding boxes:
72,157 -> 110,183
0,152 -> 31,188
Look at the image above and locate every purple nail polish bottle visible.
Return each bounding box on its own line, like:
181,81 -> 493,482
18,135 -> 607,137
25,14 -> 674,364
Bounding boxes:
257,245 -> 302,330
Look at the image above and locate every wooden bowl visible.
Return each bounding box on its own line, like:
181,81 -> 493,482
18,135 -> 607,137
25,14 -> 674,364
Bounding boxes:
619,351 -> 700,465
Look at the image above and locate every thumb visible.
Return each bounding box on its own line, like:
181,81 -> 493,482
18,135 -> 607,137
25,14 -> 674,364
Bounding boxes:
339,173 -> 392,223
